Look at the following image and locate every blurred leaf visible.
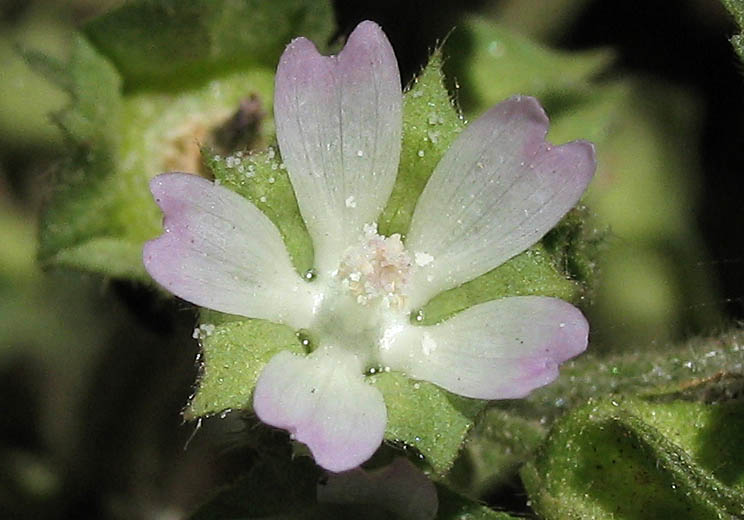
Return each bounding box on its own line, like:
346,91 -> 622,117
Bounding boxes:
38,0 -> 333,280
446,408 -> 545,497
0,7 -> 71,149
522,392 -> 744,519
488,0 -> 593,42
722,0 -> 744,60
553,80 -> 718,347
84,0 -> 336,90
444,16 -> 614,116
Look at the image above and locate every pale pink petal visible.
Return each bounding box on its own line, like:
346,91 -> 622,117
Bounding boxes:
379,296 -> 588,399
143,173 -> 316,329
253,347 -> 387,472
318,458 -> 438,520
405,96 -> 595,308
274,21 -> 402,275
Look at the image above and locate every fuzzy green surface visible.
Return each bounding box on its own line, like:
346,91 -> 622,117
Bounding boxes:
523,394 -> 744,519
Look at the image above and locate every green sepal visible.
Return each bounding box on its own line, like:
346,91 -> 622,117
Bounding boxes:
205,146 -> 314,275
369,372 -> 486,475
420,243 -> 581,326
522,392 -> 744,519
186,316 -> 305,418
378,50 -> 465,237
84,0 -> 336,90
186,146 -> 315,417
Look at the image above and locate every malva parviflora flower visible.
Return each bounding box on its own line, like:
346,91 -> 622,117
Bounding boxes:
143,21 -> 595,472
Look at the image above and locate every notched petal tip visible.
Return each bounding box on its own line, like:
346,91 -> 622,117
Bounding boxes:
281,35 -> 321,62
383,297 -> 588,401
141,172 -> 314,328
556,139 -> 597,185
500,94 -> 549,128
406,94 -> 597,306
274,18 -> 402,274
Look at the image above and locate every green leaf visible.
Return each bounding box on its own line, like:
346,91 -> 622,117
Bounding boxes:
444,16 -> 614,116
722,0 -> 744,60
38,42 -> 275,279
522,393 -> 744,519
37,35 -> 132,275
1,9 -> 71,148
84,0 -> 335,90
444,330 -> 744,500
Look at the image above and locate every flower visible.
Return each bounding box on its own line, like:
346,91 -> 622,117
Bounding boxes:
143,21 -> 595,472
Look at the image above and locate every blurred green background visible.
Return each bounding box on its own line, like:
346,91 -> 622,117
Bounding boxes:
2,0 -> 744,518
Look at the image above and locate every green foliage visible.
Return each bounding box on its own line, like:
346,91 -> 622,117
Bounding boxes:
37,0 -> 334,280
444,16 -> 614,116
722,0 -> 744,60
523,391 -> 744,519
84,0 -> 336,90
